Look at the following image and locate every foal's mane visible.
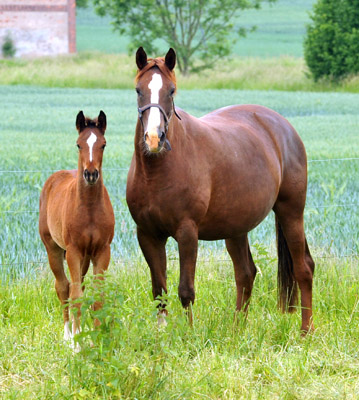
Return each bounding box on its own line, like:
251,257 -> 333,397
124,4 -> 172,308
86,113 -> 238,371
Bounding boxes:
135,57 -> 177,86
84,117 -> 98,128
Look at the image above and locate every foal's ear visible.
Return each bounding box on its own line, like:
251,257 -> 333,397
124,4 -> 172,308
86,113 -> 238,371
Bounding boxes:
165,48 -> 176,71
76,111 -> 86,133
97,110 -> 107,134
136,47 -> 148,70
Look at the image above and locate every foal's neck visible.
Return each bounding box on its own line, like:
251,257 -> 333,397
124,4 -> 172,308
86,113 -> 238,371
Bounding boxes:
76,163 -> 105,206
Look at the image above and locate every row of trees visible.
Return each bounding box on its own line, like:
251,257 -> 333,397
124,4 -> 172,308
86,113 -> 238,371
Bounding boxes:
79,0 -> 359,80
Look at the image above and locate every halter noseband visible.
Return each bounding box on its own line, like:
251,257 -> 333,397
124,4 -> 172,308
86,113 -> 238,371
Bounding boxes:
137,99 -> 181,150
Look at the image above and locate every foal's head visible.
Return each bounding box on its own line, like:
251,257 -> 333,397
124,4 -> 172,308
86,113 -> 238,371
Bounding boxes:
76,111 -> 107,185
135,47 -> 178,154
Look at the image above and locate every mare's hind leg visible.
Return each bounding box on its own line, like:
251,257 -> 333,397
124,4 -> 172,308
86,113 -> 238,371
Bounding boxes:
225,235 -> 257,313
274,200 -> 314,333
43,239 -> 70,339
137,227 -> 168,325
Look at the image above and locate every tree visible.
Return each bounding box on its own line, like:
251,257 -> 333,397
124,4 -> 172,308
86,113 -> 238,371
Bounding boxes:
92,0 -> 276,75
304,0 -> 359,80
77,0 -> 90,7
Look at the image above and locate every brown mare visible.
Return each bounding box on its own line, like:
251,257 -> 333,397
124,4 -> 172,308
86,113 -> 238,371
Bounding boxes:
126,48 -> 315,333
39,111 -> 115,347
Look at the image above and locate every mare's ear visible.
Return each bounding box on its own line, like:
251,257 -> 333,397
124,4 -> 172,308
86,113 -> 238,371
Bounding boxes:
136,47 -> 148,70
165,48 -> 176,71
76,111 -> 86,133
97,110 -> 107,134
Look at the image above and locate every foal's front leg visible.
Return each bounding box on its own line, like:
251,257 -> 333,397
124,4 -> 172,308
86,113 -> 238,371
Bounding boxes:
137,227 -> 168,325
175,220 -> 198,326
92,245 -> 111,327
66,245 -> 83,348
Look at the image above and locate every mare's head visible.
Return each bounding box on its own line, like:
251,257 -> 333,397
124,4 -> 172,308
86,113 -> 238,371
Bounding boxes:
135,47 -> 179,154
76,110 -> 107,185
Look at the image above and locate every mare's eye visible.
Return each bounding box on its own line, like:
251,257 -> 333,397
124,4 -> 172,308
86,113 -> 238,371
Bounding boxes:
136,88 -> 142,96
77,144 -> 81,150
101,144 -> 106,150
169,88 -> 175,96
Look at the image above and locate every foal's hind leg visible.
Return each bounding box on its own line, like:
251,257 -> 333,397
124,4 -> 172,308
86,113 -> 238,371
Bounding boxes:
274,201 -> 314,333
137,227 -> 168,325
225,235 -> 257,313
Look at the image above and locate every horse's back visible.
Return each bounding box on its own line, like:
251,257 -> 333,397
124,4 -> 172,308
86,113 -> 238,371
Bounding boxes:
199,103 -> 307,176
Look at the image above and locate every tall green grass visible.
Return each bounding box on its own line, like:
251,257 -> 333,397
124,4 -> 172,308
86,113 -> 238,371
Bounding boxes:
2,54 -> 359,92
1,255 -> 359,398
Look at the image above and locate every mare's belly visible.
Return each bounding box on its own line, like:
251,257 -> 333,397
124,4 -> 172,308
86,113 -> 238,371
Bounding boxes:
197,193 -> 275,240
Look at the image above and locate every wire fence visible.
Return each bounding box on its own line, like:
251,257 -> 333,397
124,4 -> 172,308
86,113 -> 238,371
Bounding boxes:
0,157 -> 358,175
1,157 -> 358,268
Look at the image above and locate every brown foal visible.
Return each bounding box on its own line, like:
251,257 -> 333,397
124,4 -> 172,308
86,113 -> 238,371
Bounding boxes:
126,48 -> 315,333
39,111 -> 115,347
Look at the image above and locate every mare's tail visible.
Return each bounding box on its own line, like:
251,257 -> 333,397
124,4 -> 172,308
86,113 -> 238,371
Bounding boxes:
276,216 -> 298,313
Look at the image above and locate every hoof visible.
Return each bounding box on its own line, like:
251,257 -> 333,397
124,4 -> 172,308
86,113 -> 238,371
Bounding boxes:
157,311 -> 168,327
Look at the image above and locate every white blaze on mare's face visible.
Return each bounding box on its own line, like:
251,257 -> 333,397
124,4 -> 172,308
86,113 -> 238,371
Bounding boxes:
87,132 -> 97,162
146,73 -> 163,133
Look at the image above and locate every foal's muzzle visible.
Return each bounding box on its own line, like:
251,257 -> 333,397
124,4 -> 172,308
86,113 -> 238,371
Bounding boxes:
84,169 -> 99,185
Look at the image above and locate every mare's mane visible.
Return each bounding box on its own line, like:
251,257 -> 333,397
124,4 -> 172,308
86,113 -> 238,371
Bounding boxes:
135,57 -> 176,87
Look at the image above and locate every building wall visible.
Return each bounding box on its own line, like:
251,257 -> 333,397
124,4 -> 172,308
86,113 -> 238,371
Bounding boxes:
0,0 -> 76,57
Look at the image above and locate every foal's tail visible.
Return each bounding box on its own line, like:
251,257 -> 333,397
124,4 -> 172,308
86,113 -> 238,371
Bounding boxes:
276,216 -> 298,313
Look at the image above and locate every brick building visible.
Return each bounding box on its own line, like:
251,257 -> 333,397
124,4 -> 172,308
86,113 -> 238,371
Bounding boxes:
0,0 -> 76,57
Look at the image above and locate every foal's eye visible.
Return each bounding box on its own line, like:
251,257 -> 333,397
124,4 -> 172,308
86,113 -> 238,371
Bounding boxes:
169,88 -> 175,96
77,144 -> 81,150
136,88 -> 142,96
101,144 -> 106,150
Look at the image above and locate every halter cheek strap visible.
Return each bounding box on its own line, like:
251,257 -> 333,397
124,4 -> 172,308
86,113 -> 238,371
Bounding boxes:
137,99 -> 181,151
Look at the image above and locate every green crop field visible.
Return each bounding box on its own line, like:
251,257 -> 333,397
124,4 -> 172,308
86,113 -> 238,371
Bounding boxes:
1,85 -> 358,279
76,0 -> 316,57
1,86 -> 358,397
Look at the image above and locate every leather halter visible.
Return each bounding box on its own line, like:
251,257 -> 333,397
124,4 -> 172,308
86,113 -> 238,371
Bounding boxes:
137,99 -> 181,136
137,99 -> 181,151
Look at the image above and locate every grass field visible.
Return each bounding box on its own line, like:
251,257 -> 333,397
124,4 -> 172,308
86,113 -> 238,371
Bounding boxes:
1,84 -> 358,397
3,1 -> 359,92
1,1 -> 359,397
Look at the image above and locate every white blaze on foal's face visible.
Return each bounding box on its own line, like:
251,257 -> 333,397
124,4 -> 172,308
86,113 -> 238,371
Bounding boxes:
87,132 -> 97,162
146,73 -> 163,133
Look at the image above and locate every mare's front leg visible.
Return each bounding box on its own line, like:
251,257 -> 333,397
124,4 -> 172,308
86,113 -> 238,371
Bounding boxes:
175,220 -> 198,326
137,227 -> 168,325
